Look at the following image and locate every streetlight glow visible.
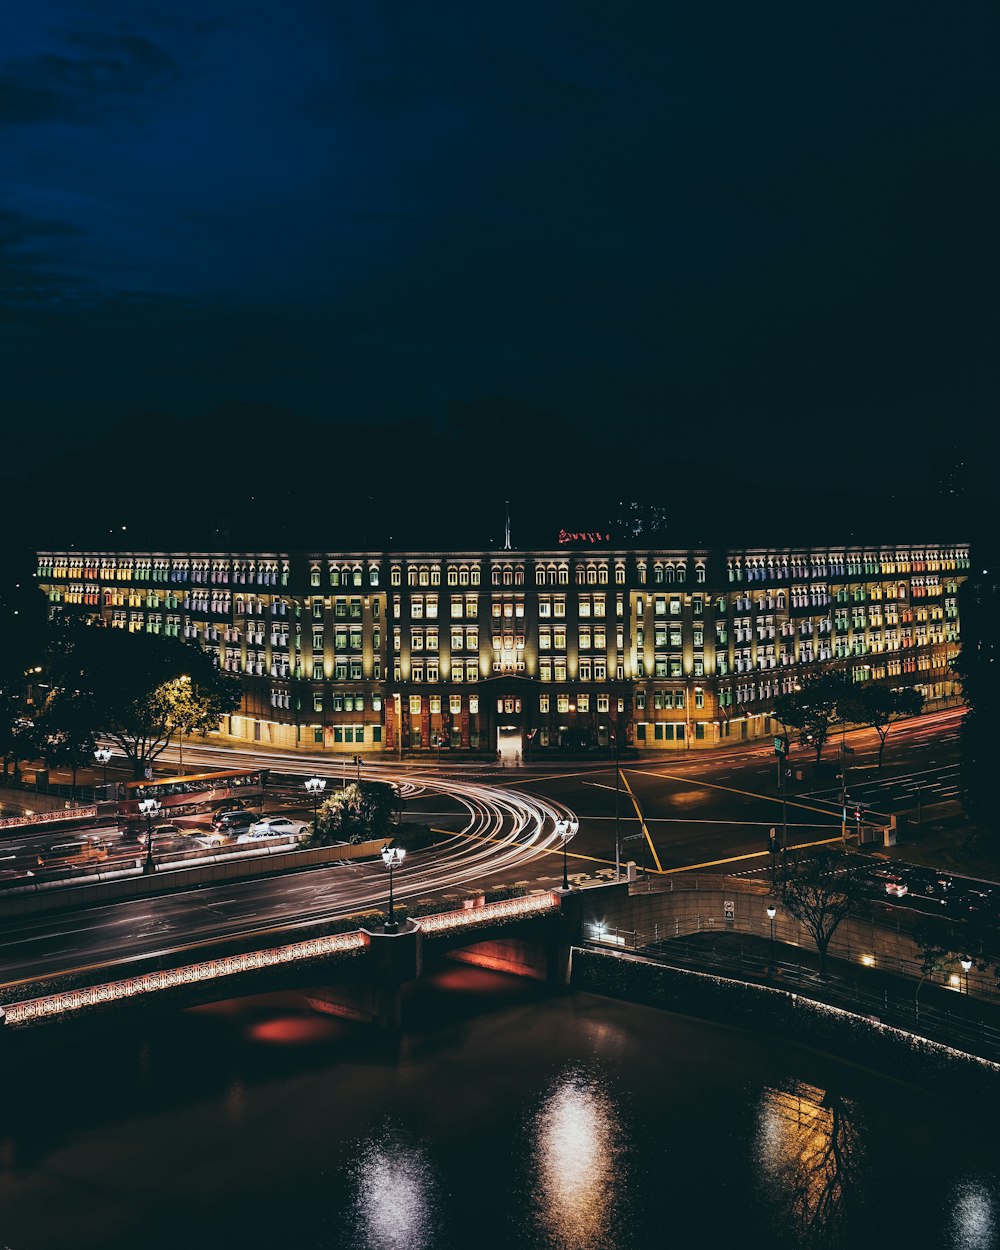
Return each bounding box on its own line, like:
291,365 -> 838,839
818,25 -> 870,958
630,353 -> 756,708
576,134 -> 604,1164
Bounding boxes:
138,797 -> 161,873
381,844 -> 406,933
304,776 -> 326,831
554,817 -> 580,891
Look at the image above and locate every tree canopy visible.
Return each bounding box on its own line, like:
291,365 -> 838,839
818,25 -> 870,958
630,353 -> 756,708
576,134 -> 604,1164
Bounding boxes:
837,683 -> 924,770
777,849 -> 868,976
43,621 -> 241,778
772,671 -> 852,764
307,780 -> 397,846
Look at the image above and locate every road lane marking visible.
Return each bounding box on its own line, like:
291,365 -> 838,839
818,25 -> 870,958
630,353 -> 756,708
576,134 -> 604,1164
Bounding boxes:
640,767 -> 858,821
663,834 -> 846,875
617,770 -> 662,873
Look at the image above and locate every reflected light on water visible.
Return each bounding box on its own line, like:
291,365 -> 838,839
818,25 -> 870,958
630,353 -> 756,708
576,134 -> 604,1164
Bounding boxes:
531,1068 -> 622,1250
347,1132 -> 437,1250
755,1080 -> 863,1243
949,1178 -> 996,1250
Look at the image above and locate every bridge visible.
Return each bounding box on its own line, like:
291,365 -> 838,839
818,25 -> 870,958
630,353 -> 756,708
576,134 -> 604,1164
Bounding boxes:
0,886 -> 603,1032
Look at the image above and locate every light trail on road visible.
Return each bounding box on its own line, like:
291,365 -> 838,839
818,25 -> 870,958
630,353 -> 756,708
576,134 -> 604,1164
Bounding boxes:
0,748 -> 584,988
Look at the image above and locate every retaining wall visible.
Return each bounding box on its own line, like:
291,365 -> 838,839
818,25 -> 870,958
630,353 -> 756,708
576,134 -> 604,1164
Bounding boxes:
0,838 -> 390,918
571,947 -> 1000,1102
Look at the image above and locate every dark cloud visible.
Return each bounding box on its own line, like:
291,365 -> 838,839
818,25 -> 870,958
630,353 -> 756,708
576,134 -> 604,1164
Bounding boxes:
0,1 -> 997,492
0,30 -> 181,129
0,205 -> 86,306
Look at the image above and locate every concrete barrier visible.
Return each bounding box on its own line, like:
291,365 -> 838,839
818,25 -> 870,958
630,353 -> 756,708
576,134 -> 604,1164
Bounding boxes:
0,838 -> 390,918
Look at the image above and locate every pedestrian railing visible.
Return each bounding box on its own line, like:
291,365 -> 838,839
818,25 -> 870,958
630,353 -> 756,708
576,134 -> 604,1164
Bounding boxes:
585,931 -> 1000,1063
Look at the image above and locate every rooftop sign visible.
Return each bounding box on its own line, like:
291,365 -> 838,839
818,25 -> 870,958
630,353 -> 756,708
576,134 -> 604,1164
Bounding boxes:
558,529 -> 612,545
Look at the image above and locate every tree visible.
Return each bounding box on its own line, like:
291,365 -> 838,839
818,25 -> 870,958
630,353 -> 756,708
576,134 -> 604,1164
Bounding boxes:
777,849 -> 868,977
0,678 -> 27,782
837,684 -> 924,771
307,780 -> 397,846
45,623 -> 241,779
910,918 -> 960,1014
772,671 -> 852,765
951,577 -> 1000,825
159,673 -> 241,769
35,690 -> 97,792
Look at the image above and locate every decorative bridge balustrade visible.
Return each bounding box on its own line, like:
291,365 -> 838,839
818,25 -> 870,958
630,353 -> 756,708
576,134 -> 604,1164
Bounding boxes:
0,891 -> 562,1029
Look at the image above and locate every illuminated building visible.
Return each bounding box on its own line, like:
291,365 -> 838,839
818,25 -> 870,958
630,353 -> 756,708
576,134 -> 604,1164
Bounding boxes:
34,543 -> 967,755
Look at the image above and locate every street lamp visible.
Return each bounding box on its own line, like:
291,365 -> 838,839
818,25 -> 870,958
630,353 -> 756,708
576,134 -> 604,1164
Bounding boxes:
554,817 -> 580,891
381,844 -> 405,933
93,747 -> 112,794
766,903 -> 777,970
138,797 -> 161,873
961,955 -> 972,995
304,776 -> 326,831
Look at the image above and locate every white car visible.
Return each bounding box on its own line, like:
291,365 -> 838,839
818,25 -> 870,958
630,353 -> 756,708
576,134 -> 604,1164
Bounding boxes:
237,817 -> 309,843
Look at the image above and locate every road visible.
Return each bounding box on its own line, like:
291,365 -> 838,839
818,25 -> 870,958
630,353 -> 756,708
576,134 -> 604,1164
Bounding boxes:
0,706 -> 973,992
0,769 -> 574,988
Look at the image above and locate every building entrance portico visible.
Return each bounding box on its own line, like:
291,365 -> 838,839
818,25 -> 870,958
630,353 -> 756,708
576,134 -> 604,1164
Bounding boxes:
496,725 -> 522,765
481,675 -> 535,764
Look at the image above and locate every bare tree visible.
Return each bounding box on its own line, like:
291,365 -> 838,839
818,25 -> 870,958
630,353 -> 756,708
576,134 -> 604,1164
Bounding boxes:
778,849 -> 868,977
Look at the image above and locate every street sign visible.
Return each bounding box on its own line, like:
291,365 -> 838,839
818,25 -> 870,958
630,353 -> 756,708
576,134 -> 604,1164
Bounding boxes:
724,900 -> 735,923
773,737 -> 786,756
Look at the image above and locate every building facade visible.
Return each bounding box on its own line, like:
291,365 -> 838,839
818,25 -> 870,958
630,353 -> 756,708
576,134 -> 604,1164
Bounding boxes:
35,543 -> 967,756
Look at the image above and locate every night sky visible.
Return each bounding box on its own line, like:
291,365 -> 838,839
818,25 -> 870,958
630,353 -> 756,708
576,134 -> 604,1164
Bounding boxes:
3,2 -> 998,493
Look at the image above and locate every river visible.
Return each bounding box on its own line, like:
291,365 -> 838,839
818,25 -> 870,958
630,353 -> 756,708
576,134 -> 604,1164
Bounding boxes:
0,967 -> 996,1250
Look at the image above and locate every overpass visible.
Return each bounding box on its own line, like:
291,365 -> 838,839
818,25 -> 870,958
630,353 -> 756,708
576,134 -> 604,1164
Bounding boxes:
0,887 -> 599,1032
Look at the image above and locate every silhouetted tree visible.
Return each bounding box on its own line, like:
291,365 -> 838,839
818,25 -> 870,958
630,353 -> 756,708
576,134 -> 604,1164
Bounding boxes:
45,623 -> 240,778
837,684 -> 924,770
778,849 -> 867,977
773,671 -> 853,765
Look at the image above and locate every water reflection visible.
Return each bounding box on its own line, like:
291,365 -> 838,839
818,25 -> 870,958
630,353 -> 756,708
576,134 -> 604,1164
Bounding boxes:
949,1177 -> 997,1250
755,1080 -> 864,1245
530,1066 -> 624,1250
345,1125 -> 439,1250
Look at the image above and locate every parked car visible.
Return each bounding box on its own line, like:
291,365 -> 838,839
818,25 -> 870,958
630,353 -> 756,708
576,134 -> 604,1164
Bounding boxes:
135,823 -> 183,847
37,838 -> 108,870
213,798 -> 245,815
211,809 -> 256,833
146,833 -> 216,858
237,817 -> 309,843
191,827 -> 230,849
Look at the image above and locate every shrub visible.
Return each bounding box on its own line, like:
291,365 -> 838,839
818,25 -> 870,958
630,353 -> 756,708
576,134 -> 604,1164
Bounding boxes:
485,882 -> 528,903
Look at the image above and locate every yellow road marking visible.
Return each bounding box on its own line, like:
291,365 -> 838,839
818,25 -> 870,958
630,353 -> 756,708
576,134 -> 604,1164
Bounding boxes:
637,768 -> 845,822
617,768 -> 663,872
662,834 -> 844,874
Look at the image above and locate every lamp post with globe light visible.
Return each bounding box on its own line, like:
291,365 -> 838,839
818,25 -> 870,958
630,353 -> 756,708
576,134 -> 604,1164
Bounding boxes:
554,817 -> 580,891
93,747 -> 112,795
381,845 -> 405,933
961,955 -> 972,995
138,798 -> 161,873
304,776 -> 326,833
766,903 -> 777,970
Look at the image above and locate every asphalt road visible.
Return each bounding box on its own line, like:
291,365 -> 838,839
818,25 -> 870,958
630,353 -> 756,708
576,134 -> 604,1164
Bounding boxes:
0,706 -> 970,992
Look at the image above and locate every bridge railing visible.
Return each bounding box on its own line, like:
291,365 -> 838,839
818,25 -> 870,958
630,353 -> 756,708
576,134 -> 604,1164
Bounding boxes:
584,932 -> 1000,1063
0,891 -> 561,1028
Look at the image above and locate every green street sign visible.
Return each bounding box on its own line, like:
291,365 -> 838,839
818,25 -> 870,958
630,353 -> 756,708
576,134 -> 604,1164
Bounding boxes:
774,737 -> 787,756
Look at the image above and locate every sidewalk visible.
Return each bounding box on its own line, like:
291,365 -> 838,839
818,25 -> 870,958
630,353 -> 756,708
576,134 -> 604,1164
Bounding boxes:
643,927 -> 1000,1063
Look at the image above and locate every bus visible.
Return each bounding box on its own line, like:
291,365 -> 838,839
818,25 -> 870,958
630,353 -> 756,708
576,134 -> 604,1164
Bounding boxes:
116,768 -> 269,826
